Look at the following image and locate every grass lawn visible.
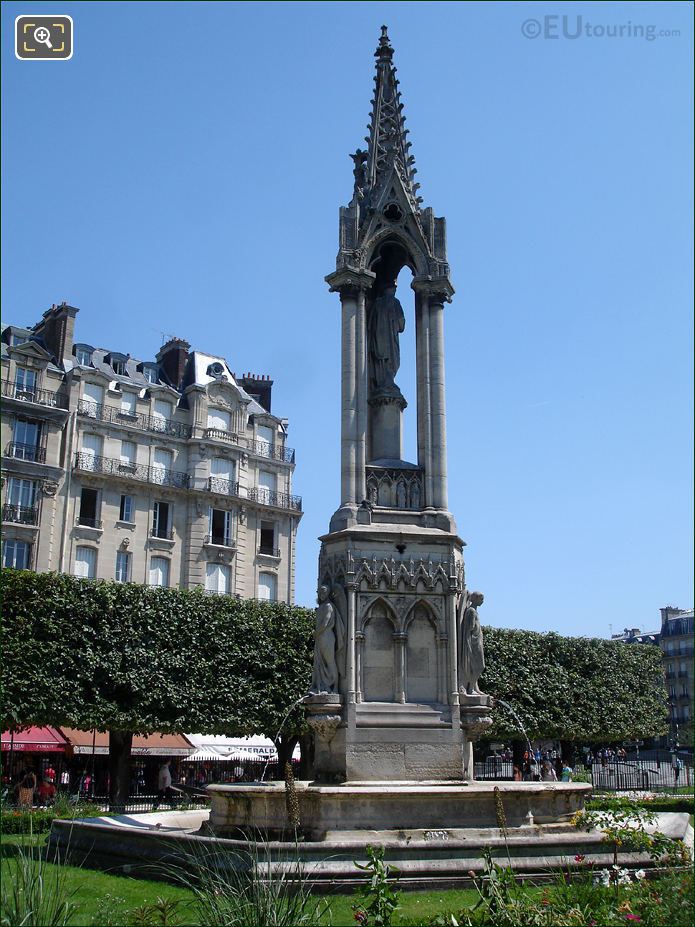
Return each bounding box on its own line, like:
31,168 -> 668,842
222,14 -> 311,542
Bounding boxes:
2,834 -> 484,926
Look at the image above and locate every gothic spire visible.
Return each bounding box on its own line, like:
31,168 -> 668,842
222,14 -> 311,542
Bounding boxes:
364,26 -> 421,211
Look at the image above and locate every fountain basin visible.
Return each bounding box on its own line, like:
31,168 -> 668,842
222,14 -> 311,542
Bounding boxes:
208,780 -> 591,840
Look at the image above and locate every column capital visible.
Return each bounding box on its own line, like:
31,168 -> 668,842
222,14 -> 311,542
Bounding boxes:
411,275 -> 454,303
325,267 -> 376,295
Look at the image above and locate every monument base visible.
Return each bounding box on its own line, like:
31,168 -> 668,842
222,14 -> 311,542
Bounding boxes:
207,780 -> 591,841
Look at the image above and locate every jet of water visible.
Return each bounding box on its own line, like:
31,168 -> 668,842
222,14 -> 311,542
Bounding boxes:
495,698 -> 534,760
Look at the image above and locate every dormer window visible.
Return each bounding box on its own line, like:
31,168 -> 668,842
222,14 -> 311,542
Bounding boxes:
11,334 -> 27,347
141,364 -> 158,384
106,353 -> 129,376
74,344 -> 93,366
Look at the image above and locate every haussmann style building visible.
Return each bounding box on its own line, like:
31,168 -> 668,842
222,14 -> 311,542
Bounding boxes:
1,303 -> 302,602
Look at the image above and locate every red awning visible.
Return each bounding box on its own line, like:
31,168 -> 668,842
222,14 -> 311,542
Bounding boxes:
1,726 -> 69,753
58,729 -> 194,757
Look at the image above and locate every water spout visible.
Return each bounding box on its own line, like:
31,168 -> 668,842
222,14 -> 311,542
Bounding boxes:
495,698 -> 534,760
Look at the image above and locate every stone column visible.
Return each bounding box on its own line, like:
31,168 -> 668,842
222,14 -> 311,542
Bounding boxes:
346,583 -> 357,706
414,288 -> 433,507
325,268 -> 375,529
447,588 -> 460,706
340,286 -> 358,507
355,289 -> 368,503
355,631 -> 365,703
394,632 -> 407,703
428,292 -> 448,510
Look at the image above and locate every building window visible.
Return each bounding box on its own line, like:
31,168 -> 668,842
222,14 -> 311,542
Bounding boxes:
14,366 -> 37,399
82,382 -> 104,416
119,494 -> 134,523
208,508 -> 232,546
684,705 -> 691,720
152,501 -> 171,539
115,550 -> 131,583
2,539 -> 31,570
210,457 -> 234,490
205,562 -> 231,595
74,546 -> 97,579
257,572 -> 277,602
111,358 -> 127,376
141,365 -> 158,383
152,400 -> 172,431
75,346 -> 92,366
12,418 -> 41,460
10,334 -> 27,347
257,424 -> 275,452
78,488 -> 100,528
120,440 -> 136,468
79,434 -> 103,470
207,408 -> 231,433
149,556 -> 170,587
5,478 -> 37,521
259,521 -> 277,555
152,448 -> 172,483
120,391 -> 137,415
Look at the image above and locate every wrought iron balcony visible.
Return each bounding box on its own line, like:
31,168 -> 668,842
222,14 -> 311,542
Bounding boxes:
258,546 -> 280,558
76,515 -> 103,529
2,380 -> 69,410
204,534 -> 236,548
247,487 -> 302,512
249,439 -> 296,464
207,476 -> 240,496
74,452 -> 190,489
2,504 -> 39,525
77,400 -> 192,439
203,427 -> 236,442
6,442 -> 47,463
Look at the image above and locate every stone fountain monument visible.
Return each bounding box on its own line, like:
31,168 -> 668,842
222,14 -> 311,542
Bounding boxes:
205,28 -> 591,850
304,24 -> 492,783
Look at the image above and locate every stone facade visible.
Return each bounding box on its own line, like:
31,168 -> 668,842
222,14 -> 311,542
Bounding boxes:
1,304 -> 301,602
307,27 -> 491,782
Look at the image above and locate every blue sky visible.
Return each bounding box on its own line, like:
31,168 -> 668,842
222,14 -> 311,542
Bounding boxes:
3,1 -> 693,637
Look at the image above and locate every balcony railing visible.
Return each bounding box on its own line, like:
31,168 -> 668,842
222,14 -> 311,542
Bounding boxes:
258,546 -> 280,558
77,400 -> 192,439
2,504 -> 39,525
76,515 -> 103,529
2,380 -> 69,410
203,428 -> 236,442
5,442 -> 47,463
74,452 -> 190,489
247,487 -> 302,512
204,534 -> 236,548
150,527 -> 175,540
207,477 -> 240,496
249,439 -> 295,464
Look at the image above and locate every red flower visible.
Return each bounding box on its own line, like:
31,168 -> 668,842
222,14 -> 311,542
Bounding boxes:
624,917 -> 641,922
354,911 -> 367,924
574,854 -> 586,863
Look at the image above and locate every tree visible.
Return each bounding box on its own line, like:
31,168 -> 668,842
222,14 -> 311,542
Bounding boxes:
479,627 -> 669,753
1,569 -> 313,806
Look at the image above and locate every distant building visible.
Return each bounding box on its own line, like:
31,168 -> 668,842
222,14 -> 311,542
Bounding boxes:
1,303 -> 302,602
612,606 -> 693,746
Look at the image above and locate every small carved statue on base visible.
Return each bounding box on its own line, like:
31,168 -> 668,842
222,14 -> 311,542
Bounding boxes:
309,585 -> 345,695
457,590 -> 486,696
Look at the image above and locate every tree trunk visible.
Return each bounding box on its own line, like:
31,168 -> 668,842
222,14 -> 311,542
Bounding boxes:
108,730 -> 133,812
560,740 -> 575,766
276,734 -> 298,780
511,739 -> 525,773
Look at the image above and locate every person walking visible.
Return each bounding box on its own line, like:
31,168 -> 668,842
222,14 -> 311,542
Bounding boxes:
541,761 -> 557,782
561,761 -> 573,782
17,768 -> 36,808
672,755 -> 683,786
